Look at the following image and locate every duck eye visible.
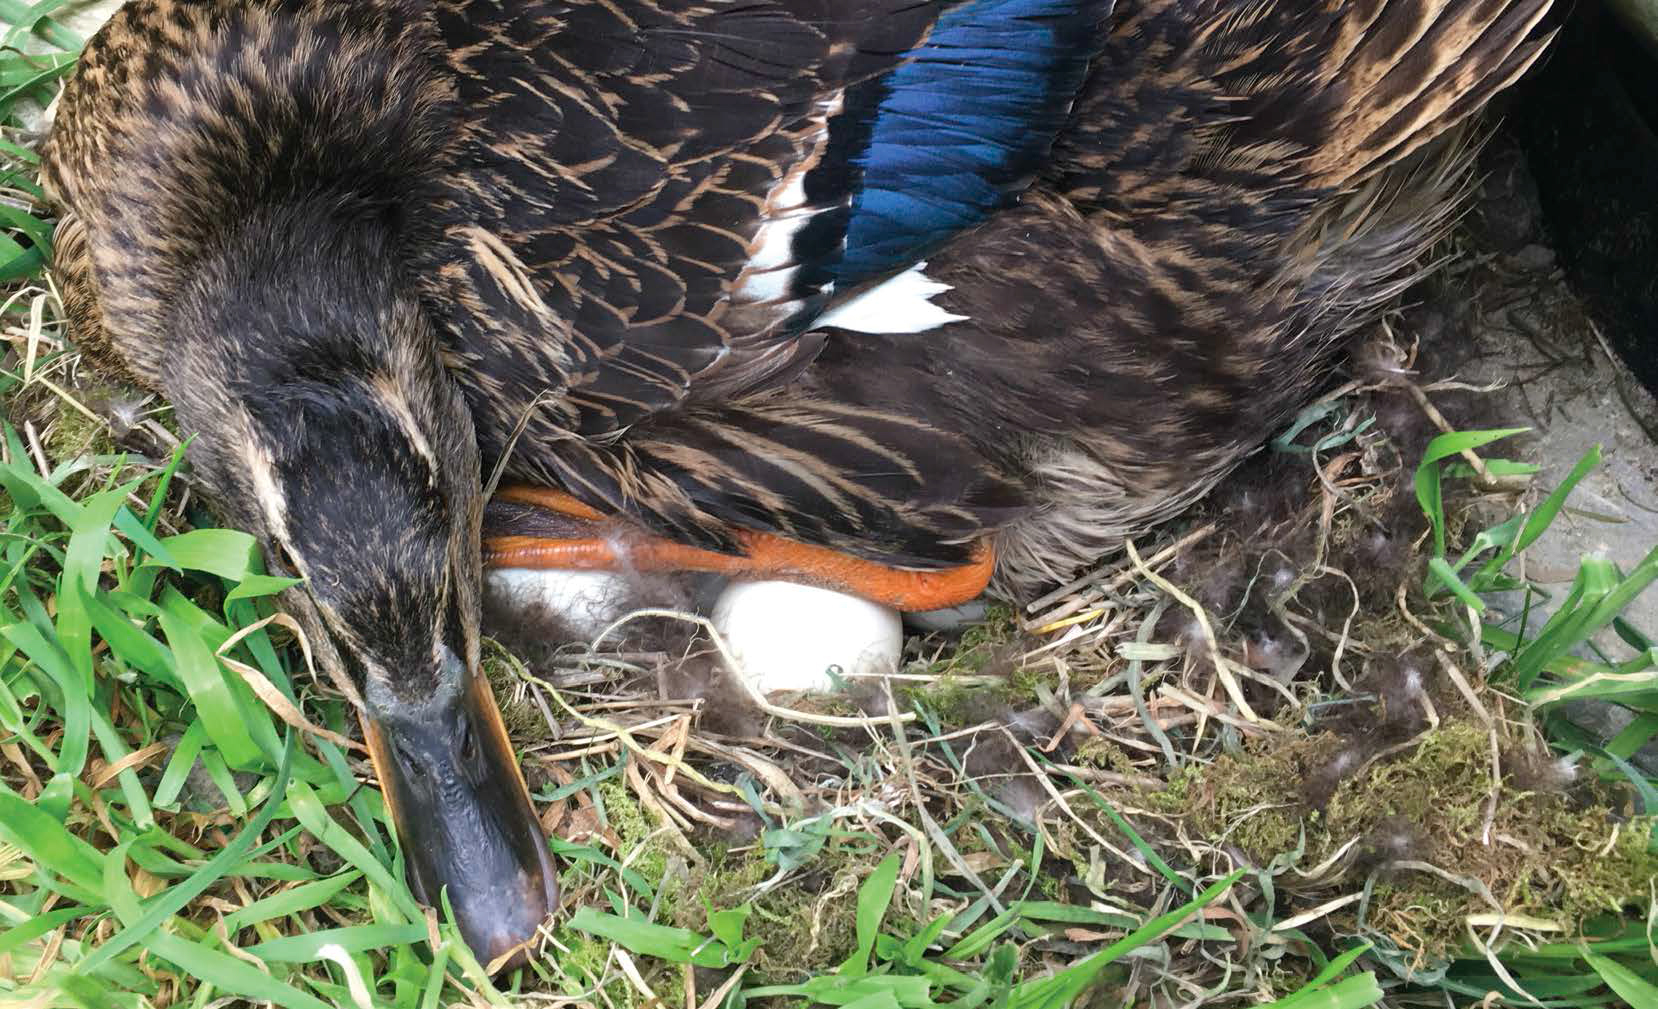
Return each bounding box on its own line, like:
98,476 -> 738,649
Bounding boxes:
269,541 -> 301,578
458,717 -> 477,764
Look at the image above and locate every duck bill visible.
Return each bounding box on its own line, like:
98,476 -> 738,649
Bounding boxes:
361,666 -> 557,971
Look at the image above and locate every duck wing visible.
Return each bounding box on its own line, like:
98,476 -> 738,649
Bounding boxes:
428,0 -> 1111,442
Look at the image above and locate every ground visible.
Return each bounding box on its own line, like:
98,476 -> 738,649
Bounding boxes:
0,4 -> 1655,1007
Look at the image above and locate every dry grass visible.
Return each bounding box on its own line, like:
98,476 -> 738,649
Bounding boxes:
1,6 -> 1654,1006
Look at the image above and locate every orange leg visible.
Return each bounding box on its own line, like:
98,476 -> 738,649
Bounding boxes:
491,485 -> 608,521
482,485 -> 994,611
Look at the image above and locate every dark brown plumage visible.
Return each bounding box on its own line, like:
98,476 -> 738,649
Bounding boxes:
39,0 -> 1555,964
46,0 -> 1558,591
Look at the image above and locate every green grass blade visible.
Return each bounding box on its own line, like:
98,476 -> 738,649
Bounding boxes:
1513,445 -> 1605,558
157,587 -> 265,768
943,905 -> 1020,960
0,0 -> 85,50
567,907 -> 740,968
1514,546 -> 1658,689
1008,869 -> 1245,1009
151,719 -> 206,808
1414,429 -> 1529,556
101,837 -> 334,1009
1303,943 -> 1374,987
149,528 -> 261,581
60,485 -> 135,684
1607,712 -> 1658,761
2,620 -> 91,784
0,783 -> 105,896
1428,557 -> 1487,612
1258,973 -> 1384,1009
1062,769 -> 1193,894
418,938 -> 453,1009
1527,668 -> 1658,708
747,973 -> 935,1007
285,781 -> 423,924
1584,952 -> 1658,1009
84,694 -> 155,830
842,851 -> 901,977
244,923 -> 429,962
0,905 -> 88,958
73,734 -> 295,976
222,871 -> 363,931
82,590 -> 178,686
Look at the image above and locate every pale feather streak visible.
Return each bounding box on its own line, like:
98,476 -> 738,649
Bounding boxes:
812,261 -> 970,334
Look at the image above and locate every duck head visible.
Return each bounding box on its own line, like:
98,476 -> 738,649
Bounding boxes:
166,213 -> 558,970
38,0 -> 558,969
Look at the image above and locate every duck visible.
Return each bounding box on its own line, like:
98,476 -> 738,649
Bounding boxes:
40,0 -> 1554,967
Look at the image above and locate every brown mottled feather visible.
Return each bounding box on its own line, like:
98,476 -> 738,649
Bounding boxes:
42,0 -> 1555,621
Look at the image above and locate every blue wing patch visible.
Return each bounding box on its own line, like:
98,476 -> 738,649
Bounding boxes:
794,0 -> 1111,298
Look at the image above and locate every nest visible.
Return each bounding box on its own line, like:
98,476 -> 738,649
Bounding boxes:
3,117 -> 1654,1007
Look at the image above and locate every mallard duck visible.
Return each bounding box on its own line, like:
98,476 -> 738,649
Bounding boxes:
42,0 -> 1552,965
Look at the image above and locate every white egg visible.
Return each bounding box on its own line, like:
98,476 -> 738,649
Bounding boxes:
485,567 -> 636,643
712,580 -> 902,695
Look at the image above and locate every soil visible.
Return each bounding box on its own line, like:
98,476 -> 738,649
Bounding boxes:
1507,0 -> 1658,401
6,1 -> 1657,998
1444,120 -> 1658,769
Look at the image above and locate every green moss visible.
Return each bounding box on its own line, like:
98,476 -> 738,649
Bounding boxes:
914,604 -> 1018,678
1322,723 -> 1488,844
1180,721 -> 1658,964
748,853 -> 917,978
1553,815 -> 1658,922
550,929 -> 627,995
901,604 -> 1062,729
661,842 -> 917,981
1190,733 -> 1342,859
41,390 -> 116,462
907,676 -> 1018,728
958,603 -> 1018,651
1258,961 -> 1316,1003
595,777 -> 670,887
1360,782 -> 1657,960
1141,763 -> 1201,814
1072,737 -> 1138,775
480,637 -> 546,739
1006,663 -> 1056,703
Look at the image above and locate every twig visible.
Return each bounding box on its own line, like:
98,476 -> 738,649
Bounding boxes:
1126,540 -> 1267,725
1404,381 -> 1530,492
998,725 -> 1160,881
1436,651 -> 1502,846
592,608 -> 915,728
1026,523 -> 1217,621
880,679 -> 964,911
